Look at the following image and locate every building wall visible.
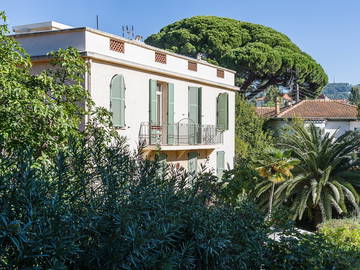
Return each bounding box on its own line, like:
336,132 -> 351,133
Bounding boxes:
15,31 -> 86,56
324,121 -> 350,137
16,27 -> 236,172
15,29 -> 235,86
269,119 -> 358,139
90,60 -> 235,171
349,121 -> 360,131
85,30 -> 235,86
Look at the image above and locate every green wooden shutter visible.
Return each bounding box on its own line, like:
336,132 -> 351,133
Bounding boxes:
188,152 -> 198,174
197,88 -> 202,143
149,79 -> 158,144
188,87 -> 199,124
188,87 -> 201,144
216,151 -> 225,178
110,75 -> 125,127
224,93 -> 228,130
167,83 -> 174,144
217,93 -> 229,130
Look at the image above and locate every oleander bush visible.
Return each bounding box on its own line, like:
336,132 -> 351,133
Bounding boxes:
0,124 -> 357,269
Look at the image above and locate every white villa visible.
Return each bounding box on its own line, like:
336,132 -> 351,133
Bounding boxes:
12,21 -> 237,175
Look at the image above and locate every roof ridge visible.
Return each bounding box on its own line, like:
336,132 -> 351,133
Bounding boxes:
277,100 -> 304,117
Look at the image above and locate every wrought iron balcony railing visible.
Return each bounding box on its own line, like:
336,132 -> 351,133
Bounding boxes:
139,121 -> 223,146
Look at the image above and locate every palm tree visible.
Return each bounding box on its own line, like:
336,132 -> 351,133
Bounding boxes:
276,124 -> 360,225
255,147 -> 299,218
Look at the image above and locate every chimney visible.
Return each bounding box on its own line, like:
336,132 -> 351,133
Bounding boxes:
275,97 -> 281,115
134,35 -> 143,41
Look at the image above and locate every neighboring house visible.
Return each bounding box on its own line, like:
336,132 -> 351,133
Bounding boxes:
12,21 -> 237,175
256,99 -> 360,137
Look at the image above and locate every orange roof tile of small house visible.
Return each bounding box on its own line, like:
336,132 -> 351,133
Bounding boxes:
255,99 -> 358,119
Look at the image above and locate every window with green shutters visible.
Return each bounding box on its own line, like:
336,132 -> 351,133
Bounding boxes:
149,79 -> 175,145
188,152 -> 198,174
216,151 -> 225,178
110,75 -> 125,127
216,93 -> 229,131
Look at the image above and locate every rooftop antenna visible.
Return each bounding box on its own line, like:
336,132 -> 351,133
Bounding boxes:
96,15 -> 99,30
122,25 -> 134,39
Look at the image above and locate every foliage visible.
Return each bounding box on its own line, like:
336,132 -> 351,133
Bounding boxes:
267,230 -> 359,270
0,13 -> 94,160
146,16 -> 328,99
235,95 -> 273,159
264,85 -> 280,104
322,82 -> 352,100
275,124 -> 360,225
255,148 -> 299,217
220,159 -> 260,205
0,125 -> 356,270
318,218 -> 360,252
349,85 -> 360,107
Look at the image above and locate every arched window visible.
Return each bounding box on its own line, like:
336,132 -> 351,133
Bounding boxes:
110,75 -> 125,127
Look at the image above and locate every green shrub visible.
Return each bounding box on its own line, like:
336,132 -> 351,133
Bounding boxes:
0,126 -> 356,269
0,125 -> 270,269
319,218 -> 360,251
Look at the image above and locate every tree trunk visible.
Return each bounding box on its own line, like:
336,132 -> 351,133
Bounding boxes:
268,182 -> 275,219
313,206 -> 323,228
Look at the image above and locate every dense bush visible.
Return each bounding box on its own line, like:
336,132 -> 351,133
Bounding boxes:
0,125 -> 356,269
0,124 -> 266,269
235,95 -> 273,160
319,218 -> 360,251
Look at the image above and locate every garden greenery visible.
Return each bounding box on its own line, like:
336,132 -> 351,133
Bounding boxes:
319,218 -> 360,252
0,126 -> 358,269
0,11 -> 358,269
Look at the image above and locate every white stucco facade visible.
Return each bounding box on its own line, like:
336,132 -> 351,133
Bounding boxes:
272,119 -> 360,138
13,22 -> 237,173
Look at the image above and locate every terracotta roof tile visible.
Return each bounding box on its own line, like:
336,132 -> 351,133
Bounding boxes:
254,107 -> 277,118
277,100 -> 358,119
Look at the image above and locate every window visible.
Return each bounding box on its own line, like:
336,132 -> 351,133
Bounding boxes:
110,39 -> 125,53
155,51 -> 167,64
216,151 -> 225,178
188,61 -> 197,71
216,93 -> 229,130
149,80 -> 174,144
110,75 -> 125,127
217,69 -> 224,78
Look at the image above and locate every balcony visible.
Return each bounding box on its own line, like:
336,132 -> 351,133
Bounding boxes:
139,121 -> 223,148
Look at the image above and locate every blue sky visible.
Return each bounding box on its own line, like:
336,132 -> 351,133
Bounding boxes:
2,0 -> 359,84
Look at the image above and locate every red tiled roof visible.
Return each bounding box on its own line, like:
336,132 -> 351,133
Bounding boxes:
255,100 -> 358,119
277,100 -> 358,119
255,107 -> 277,118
